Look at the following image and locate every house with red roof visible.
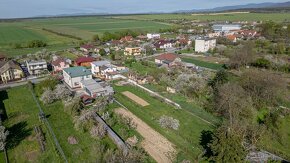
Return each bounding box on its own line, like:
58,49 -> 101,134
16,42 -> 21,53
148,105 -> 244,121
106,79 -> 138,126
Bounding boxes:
51,57 -> 70,73
75,56 -> 97,67
120,36 -> 133,42
154,40 -> 173,49
80,44 -> 98,52
227,35 -> 237,43
155,53 -> 181,66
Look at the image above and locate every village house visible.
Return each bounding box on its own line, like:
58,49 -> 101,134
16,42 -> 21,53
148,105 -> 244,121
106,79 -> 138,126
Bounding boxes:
0,54 -> 6,61
120,36 -> 133,42
128,72 -> 154,85
155,53 -> 181,66
177,39 -> 192,47
154,40 -> 173,49
75,56 -> 97,67
80,44 -> 98,52
212,24 -> 242,33
63,66 -> 92,89
91,61 -> 118,79
80,79 -> 114,98
0,60 -> 24,83
207,32 -> 221,38
124,47 -> 142,56
195,38 -> 216,53
51,57 -> 70,73
147,33 -> 160,39
26,60 -> 48,75
227,35 -> 238,43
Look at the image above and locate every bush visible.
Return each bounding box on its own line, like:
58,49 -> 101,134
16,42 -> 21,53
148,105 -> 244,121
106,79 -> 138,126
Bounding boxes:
27,40 -> 47,48
158,115 -> 180,130
252,58 -> 271,69
35,77 -> 58,96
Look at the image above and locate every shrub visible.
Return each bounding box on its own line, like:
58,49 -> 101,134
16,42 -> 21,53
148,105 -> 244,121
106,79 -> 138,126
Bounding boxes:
27,40 -> 47,48
158,115 -> 180,130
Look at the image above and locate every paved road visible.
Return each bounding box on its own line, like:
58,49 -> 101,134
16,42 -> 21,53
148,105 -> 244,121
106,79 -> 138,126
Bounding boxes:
0,77 -> 48,90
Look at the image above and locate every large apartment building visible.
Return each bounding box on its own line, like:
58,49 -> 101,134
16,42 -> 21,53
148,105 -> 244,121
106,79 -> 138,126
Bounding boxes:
195,38 -> 216,53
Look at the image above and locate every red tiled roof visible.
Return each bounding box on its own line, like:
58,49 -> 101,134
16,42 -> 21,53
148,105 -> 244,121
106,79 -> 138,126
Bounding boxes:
227,35 -> 236,41
120,36 -> 133,42
80,44 -> 95,49
156,53 -> 178,62
75,56 -> 95,65
51,58 -> 68,66
81,94 -> 93,101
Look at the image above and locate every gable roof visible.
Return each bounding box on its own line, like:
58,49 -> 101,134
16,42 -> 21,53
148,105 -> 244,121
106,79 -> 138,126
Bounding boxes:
51,58 -> 69,67
80,44 -> 95,50
0,60 -> 22,74
91,61 -> 110,67
156,53 -> 179,62
75,56 -> 95,65
63,66 -> 92,78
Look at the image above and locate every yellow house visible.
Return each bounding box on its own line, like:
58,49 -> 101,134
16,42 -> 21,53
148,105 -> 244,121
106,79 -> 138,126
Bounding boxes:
124,47 -> 141,56
0,60 -> 24,83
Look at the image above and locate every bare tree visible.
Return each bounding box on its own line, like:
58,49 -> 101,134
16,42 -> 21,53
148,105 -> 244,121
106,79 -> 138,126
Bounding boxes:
159,115 -> 180,130
40,88 -> 55,104
54,84 -> 72,101
214,82 -> 254,129
228,43 -> 255,69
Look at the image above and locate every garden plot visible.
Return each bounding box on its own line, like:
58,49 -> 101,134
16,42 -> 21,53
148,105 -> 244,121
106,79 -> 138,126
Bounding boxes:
122,91 -> 149,107
115,108 -> 176,163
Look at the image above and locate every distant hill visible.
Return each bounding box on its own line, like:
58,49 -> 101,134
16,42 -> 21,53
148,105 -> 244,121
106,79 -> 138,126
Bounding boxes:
210,1 -> 290,11
175,1 -> 290,13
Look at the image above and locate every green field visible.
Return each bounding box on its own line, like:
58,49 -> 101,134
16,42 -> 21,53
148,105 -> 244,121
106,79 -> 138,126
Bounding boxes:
0,86 -> 60,162
0,85 -> 116,162
113,84 -> 214,161
115,13 -> 290,22
0,17 -> 171,56
181,57 -> 224,70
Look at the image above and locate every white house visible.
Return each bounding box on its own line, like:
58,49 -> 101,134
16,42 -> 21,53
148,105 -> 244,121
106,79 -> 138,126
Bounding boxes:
195,38 -> 216,53
212,24 -> 241,33
81,79 -> 114,98
63,66 -> 92,89
91,61 -> 118,79
124,47 -> 142,56
154,40 -> 173,49
147,33 -> 160,39
26,60 -> 48,75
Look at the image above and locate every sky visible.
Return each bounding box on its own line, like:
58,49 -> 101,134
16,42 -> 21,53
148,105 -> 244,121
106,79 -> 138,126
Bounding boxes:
0,0 -> 288,18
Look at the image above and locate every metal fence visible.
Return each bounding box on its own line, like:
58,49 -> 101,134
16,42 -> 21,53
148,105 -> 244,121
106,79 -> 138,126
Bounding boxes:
93,112 -> 129,155
29,86 -> 68,163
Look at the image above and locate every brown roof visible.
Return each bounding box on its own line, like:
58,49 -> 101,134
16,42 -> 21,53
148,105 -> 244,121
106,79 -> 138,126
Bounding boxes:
227,35 -> 236,41
51,58 -> 69,67
156,53 -> 178,62
0,60 -> 22,74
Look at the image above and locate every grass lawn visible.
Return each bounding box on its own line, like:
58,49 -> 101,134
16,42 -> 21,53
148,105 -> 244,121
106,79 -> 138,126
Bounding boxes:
258,115 -> 290,160
144,84 -> 221,125
113,84 -> 214,162
181,57 -> 224,70
41,101 -> 117,162
126,62 -> 158,76
0,86 -> 61,162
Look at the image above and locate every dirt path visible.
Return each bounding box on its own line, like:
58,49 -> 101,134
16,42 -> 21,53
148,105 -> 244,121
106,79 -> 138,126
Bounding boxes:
122,91 -> 149,106
115,108 -> 176,163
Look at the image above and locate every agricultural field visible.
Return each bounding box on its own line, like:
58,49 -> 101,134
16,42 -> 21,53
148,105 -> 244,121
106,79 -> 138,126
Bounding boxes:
113,84 -> 214,162
115,12 -> 290,22
0,17 -> 171,57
